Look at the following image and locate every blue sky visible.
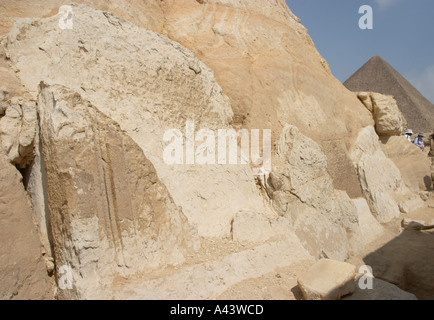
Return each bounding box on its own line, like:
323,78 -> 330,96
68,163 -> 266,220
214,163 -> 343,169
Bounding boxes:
286,0 -> 434,103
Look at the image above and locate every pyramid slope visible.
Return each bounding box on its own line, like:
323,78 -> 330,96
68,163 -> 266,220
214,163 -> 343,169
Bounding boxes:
344,56 -> 434,134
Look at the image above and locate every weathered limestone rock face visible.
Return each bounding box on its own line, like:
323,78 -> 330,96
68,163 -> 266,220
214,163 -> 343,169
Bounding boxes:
380,136 -> 432,193
110,236 -> 313,300
264,125 -> 362,260
5,3 -> 267,239
0,0 -> 429,300
158,0 -> 373,197
350,126 -> 422,223
0,152 -> 54,299
358,92 -> 408,136
352,198 -> 385,246
37,84 -> 200,299
0,0 -> 165,36
232,211 -> 275,245
0,98 -> 37,168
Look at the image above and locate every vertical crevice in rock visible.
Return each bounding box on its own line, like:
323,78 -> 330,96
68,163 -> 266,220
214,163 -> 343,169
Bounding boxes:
26,109 -> 55,274
100,141 -> 127,268
18,162 -> 33,190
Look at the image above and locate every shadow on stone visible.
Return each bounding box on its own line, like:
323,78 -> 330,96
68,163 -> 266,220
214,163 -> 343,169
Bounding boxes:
363,228 -> 434,299
424,175 -> 432,191
290,285 -> 304,300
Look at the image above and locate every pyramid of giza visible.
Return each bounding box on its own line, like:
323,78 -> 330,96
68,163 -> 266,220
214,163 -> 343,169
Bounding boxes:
344,56 -> 434,134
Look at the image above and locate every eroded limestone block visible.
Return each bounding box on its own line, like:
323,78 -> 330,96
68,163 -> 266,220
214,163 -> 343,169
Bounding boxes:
297,259 -> 357,300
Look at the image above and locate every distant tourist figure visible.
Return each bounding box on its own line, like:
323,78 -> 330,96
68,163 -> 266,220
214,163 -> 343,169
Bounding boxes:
430,130 -> 434,157
405,129 -> 414,142
413,132 -> 425,151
